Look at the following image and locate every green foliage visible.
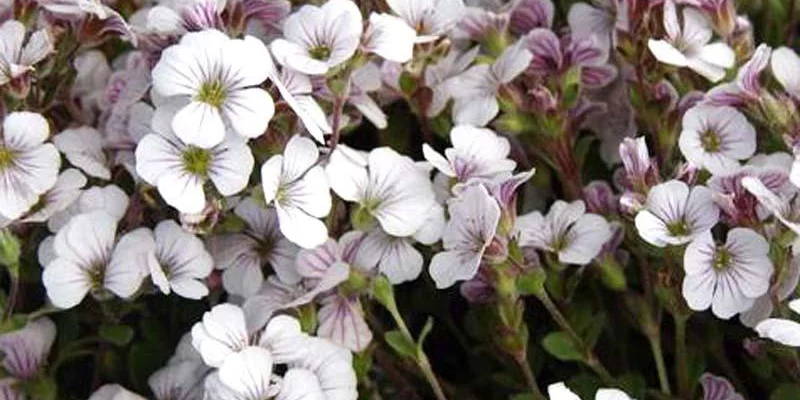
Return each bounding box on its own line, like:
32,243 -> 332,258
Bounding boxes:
541,332 -> 583,362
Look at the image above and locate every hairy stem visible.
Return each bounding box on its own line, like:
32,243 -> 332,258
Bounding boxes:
516,356 -> 547,400
383,295 -> 448,400
647,332 -> 672,395
537,290 -> 614,384
329,95 -> 346,149
674,316 -> 690,399
3,274 -> 19,321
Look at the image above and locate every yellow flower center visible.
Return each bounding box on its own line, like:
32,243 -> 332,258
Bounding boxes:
700,129 -> 722,152
666,219 -> 690,237
196,80 -> 227,108
182,146 -> 212,176
309,45 -> 332,61
0,147 -> 15,169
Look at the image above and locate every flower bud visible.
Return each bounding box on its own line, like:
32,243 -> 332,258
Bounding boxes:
0,229 -> 21,277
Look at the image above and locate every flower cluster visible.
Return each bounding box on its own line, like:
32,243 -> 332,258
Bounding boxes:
1,0 -> 800,399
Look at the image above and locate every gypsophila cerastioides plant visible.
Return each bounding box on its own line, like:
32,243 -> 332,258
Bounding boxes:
5,0 -> 800,399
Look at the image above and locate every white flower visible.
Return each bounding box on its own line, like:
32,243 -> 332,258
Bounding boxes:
272,68 -> 332,143
192,304 -> 312,372
771,46 -> 800,98
346,62 -> 389,129
567,0 -> 620,51
41,212 -> 152,309
547,381 -> 634,400
678,105 -> 756,175
191,303 -> 250,368
741,176 -> 800,234
0,20 -> 53,85
430,184 -> 500,288
362,13 -> 416,63
261,135 -> 332,249
38,0 -> 137,44
386,0 -> 465,42
270,0 -> 362,75
208,198 -> 300,298
281,337 -> 358,400
634,180 -> 719,247
452,41 -> 533,126
71,50 -> 111,114
682,228 -> 773,319
148,360 -> 206,400
423,125 -> 516,186
741,254 -> 800,327
20,169 -> 86,224
354,204 -> 443,284
755,299 -> 800,347
151,29 -> 276,148
135,104 -> 254,214
47,183 -> 129,233
291,234 -> 374,351
326,145 -> 437,237
0,318 -> 56,380
647,0 -> 734,82
54,126 -> 111,180
217,346 -> 278,400
423,47 -> 479,117
88,384 -> 146,400
0,112 -> 60,220
142,220 -> 214,299
517,200 -> 612,265
257,315 -> 310,364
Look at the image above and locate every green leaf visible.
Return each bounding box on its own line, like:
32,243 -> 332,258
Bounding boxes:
417,317 -> 434,353
385,330 -> 417,359
0,314 -> 28,333
353,350 -> 373,381
398,71 -> 417,95
22,376 -> 58,400
616,373 -> 647,400
772,384 -> 800,400
99,324 -> 134,347
561,66 -> 582,109
541,331 -> 583,362
510,394 -> 535,400
0,229 -> 21,275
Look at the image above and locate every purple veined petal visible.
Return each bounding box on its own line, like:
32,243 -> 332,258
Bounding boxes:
181,0 -> 224,31
739,43 -> 771,94
524,28 -> 563,73
317,294 -> 373,351
581,65 -> 618,88
453,7 -> 509,41
700,373 -> 745,400
509,0 -> 555,35
242,0 -> 291,34
566,36 -> 608,67
284,261 -> 350,308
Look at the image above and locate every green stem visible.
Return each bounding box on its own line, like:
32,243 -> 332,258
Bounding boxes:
647,333 -> 672,395
384,295 -> 448,400
3,273 -> 19,321
536,291 -> 614,384
328,95 -> 346,149
516,357 -> 547,400
674,316 -> 690,399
